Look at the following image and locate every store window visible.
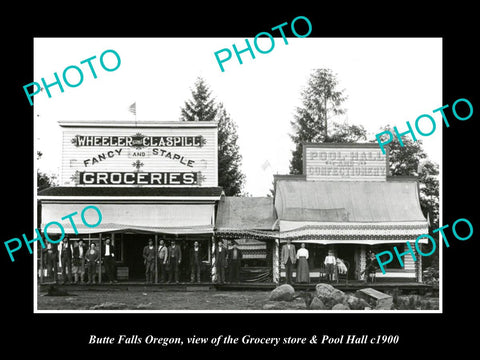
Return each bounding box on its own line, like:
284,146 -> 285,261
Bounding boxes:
371,244 -> 404,269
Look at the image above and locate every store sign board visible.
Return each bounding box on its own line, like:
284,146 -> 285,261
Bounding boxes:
71,135 -> 205,148
304,144 -> 388,182
60,124 -> 218,187
78,171 -> 199,186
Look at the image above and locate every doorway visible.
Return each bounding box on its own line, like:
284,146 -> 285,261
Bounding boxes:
122,233 -> 153,280
335,244 -> 356,280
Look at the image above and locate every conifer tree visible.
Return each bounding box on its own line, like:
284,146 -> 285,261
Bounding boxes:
179,78 -> 245,195
289,69 -> 366,174
216,103 -> 245,196
180,77 -> 217,122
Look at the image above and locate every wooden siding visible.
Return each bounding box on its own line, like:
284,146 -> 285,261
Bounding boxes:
60,125 -> 218,187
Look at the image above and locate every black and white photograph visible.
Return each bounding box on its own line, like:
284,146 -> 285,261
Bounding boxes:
3,5 -> 478,356
33,37 -> 442,313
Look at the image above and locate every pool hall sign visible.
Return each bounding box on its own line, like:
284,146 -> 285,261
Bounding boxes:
59,121 -> 218,187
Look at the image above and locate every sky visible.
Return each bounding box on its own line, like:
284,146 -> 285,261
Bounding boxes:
34,37 -> 442,196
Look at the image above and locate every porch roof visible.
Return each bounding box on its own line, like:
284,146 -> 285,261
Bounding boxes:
275,180 -> 427,223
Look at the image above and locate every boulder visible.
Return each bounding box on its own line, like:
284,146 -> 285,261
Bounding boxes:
314,285 -> 346,309
309,297 -> 326,310
344,295 -> 371,310
355,288 -> 393,310
332,303 -> 350,310
315,283 -> 335,298
331,289 -> 347,303
269,284 -> 295,301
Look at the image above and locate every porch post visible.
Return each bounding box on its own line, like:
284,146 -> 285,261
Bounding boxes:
273,238 -> 279,284
154,234 -> 158,284
98,233 -> 102,284
416,243 -> 422,283
359,245 -> 366,281
111,233 -> 116,281
40,242 -> 44,283
211,235 -> 216,283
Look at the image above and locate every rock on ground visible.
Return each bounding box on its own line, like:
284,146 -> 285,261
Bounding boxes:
355,288 -> 393,310
332,303 -> 350,310
315,284 -> 347,309
309,297 -> 326,310
343,294 -> 370,310
263,298 -> 307,310
269,284 -> 295,301
315,283 -> 335,298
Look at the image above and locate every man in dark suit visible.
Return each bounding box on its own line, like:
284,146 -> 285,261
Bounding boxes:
228,242 -> 243,283
60,239 -> 72,285
157,239 -> 168,283
281,239 -> 296,284
85,243 -> 100,284
189,241 -> 202,283
44,242 -> 58,282
102,237 -> 116,283
72,239 -> 87,284
216,240 -> 227,284
167,240 -> 182,283
143,238 -> 156,284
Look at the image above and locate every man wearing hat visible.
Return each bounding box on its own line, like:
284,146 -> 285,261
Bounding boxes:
189,241 -> 202,283
157,239 -> 169,283
60,238 -> 73,285
228,242 -> 243,283
143,238 -> 156,283
215,240 -> 227,284
167,240 -> 182,283
102,237 -> 116,283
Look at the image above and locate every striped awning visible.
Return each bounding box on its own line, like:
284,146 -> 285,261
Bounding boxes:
278,222 -> 429,243
40,203 -> 215,235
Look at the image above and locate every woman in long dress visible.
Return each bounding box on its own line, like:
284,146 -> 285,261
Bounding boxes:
296,243 -> 310,283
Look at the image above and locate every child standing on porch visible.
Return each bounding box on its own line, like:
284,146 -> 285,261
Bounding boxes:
324,250 -> 336,282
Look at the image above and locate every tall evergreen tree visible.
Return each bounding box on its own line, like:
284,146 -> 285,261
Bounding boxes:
289,68 -> 366,174
180,77 -> 217,122
179,78 -> 245,195
216,103 -> 245,196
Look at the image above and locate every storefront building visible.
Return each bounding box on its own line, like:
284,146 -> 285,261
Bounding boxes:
274,143 -> 429,283
38,120 -> 222,283
37,124 -> 429,286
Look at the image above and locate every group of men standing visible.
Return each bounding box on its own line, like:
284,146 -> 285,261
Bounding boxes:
143,239 -> 243,284
143,239 -> 205,284
43,236 -> 246,285
42,237 -> 117,285
214,240 -> 242,284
